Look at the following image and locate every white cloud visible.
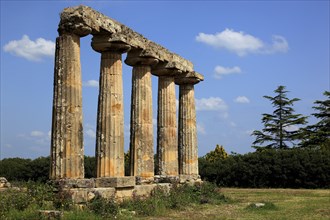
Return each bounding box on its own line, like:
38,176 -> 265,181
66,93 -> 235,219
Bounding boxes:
245,130 -> 254,135
234,96 -> 250,104
5,144 -> 13,148
3,35 -> 55,61
196,97 -> 228,111
229,122 -> 237,127
284,125 -> 299,132
196,29 -> 288,56
85,128 -> 96,138
17,130 -> 50,147
197,123 -> 206,135
267,35 -> 289,53
30,131 -> 44,137
83,80 -> 99,88
214,65 -> 241,79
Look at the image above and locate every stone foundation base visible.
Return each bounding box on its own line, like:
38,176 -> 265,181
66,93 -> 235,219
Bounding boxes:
50,176 -> 201,204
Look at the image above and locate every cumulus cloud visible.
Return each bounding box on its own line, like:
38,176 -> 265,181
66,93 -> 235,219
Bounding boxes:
83,80 -> 99,88
3,35 -> 55,61
234,96 -> 250,104
17,130 -> 50,147
214,65 -> 241,79
30,130 -> 45,137
85,128 -> 96,138
197,123 -> 206,135
196,29 -> 288,56
196,97 -> 228,111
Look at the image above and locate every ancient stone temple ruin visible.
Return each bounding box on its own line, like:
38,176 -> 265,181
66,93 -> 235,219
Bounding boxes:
50,5 -> 204,202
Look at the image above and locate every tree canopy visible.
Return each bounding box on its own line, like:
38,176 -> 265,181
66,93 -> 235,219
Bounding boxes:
300,91 -> 330,149
252,85 -> 308,149
203,144 -> 228,163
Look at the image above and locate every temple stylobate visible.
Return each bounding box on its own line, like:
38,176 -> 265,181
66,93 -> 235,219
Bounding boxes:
50,5 -> 204,185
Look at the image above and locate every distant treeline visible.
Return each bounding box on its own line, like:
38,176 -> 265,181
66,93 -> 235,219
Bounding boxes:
0,156 -> 96,183
199,147 -> 330,189
0,147 -> 329,188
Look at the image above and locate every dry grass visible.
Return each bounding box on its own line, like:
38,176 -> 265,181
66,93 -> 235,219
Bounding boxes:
140,188 -> 330,220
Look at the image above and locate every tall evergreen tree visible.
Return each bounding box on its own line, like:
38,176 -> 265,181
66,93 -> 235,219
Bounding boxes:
300,91 -> 330,149
252,85 -> 308,149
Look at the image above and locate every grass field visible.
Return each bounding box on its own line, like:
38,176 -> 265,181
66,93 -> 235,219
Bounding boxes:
1,183 -> 329,219
142,188 -> 330,220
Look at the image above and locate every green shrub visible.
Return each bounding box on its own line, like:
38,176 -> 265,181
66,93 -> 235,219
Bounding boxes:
88,197 -> 119,218
0,189 -> 31,217
120,182 -> 227,217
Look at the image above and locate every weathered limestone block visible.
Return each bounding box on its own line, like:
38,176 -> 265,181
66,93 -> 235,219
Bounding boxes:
179,174 -> 202,184
68,188 -> 89,204
154,175 -> 179,184
0,177 -> 11,188
51,179 -> 95,188
125,52 -> 157,179
115,188 -> 134,201
92,187 -> 116,199
95,177 -> 135,188
92,36 -> 130,177
133,185 -> 156,198
156,75 -> 178,176
50,32 -> 86,179
59,5 -> 194,73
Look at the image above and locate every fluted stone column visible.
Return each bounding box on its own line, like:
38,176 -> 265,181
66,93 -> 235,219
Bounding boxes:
125,51 -> 158,179
92,37 -> 130,177
178,83 -> 198,177
50,25 -> 91,179
153,66 -> 178,176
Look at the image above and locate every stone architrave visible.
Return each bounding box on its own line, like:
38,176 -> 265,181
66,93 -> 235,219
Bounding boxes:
125,51 -> 158,179
92,36 -> 131,177
50,24 -> 91,179
176,72 -> 204,177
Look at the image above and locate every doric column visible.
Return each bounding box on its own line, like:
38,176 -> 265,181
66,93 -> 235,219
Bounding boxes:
178,84 -> 198,176
176,72 -> 203,178
157,76 -> 178,176
50,25 -> 91,179
92,37 -> 130,177
153,65 -> 179,176
125,50 -> 158,179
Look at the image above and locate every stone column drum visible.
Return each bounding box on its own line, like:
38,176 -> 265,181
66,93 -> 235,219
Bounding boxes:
50,31 -> 88,179
125,52 -> 158,179
156,75 -> 178,176
178,83 -> 198,177
92,37 -> 130,177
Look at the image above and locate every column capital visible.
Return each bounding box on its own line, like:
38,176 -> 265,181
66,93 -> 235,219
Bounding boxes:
152,62 -> 182,77
175,71 -> 204,85
58,22 -> 92,37
91,35 -> 131,53
125,49 -> 159,67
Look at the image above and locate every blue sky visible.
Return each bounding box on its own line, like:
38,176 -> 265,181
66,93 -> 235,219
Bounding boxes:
1,1 -> 329,159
